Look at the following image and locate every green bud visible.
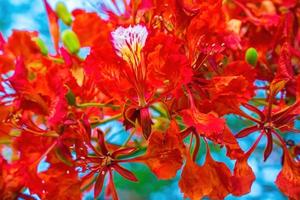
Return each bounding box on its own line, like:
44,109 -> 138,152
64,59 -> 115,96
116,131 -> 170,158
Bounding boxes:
62,30 -> 80,54
65,88 -> 76,106
245,47 -> 258,66
55,2 -> 72,26
33,37 -> 48,55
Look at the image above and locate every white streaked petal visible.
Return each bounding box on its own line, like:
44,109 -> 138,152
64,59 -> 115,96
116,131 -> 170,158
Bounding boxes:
111,24 -> 148,65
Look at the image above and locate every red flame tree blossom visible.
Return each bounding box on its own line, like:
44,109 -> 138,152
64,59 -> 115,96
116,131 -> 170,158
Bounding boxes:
0,0 -> 300,199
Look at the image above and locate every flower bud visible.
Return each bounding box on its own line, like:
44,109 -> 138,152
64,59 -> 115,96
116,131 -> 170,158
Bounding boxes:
33,37 -> 48,55
245,47 -> 258,66
139,107 -> 153,140
55,2 -> 72,26
62,30 -> 80,54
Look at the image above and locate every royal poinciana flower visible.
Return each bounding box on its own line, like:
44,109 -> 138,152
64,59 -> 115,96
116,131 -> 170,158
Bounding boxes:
84,23 -> 191,139
0,0 -> 299,199
78,130 -> 139,200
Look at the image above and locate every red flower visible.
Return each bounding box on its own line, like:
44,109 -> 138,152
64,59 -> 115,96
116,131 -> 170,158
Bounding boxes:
79,130 -> 139,199
143,121 -> 184,179
179,143 -> 232,200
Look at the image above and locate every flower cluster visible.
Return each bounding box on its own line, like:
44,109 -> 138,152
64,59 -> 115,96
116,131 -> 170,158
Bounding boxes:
0,0 -> 299,199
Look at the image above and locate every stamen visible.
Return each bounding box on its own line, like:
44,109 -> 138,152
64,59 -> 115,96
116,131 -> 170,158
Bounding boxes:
111,25 -> 148,65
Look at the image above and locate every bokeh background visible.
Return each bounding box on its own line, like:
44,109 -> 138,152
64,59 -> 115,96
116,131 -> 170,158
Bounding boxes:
0,0 -> 298,199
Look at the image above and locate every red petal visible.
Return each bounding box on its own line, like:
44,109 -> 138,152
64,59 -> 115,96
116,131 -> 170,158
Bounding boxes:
222,127 -> 245,159
81,114 -> 91,140
72,10 -> 110,47
231,157 -> 255,196
43,0 -> 59,52
275,147 -> 300,199
96,129 -> 109,155
39,163 -> 81,199
181,108 -> 225,139
106,170 -> 119,200
144,121 -> 184,179
94,168 -> 107,198
268,43 -> 293,99
235,125 -> 258,138
242,103 -> 265,121
263,132 -> 273,161
179,150 -> 232,199
274,42 -> 293,82
123,106 -> 139,130
112,164 -> 138,182
80,170 -> 96,191
111,147 -> 137,158
0,32 -> 4,50
192,132 -> 200,161
145,33 -> 191,91
139,107 -> 153,140
6,30 -> 40,63
231,133 -> 263,196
